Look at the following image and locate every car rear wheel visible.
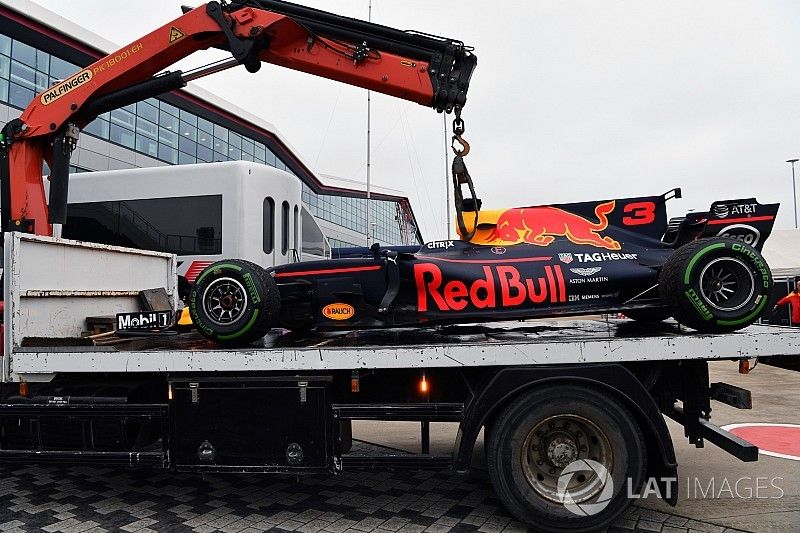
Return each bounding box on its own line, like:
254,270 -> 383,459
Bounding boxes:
659,238 -> 772,333
486,385 -> 646,532
189,260 -> 280,346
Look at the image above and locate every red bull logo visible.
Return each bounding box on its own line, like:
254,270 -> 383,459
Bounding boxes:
414,263 -> 567,312
488,201 -> 621,250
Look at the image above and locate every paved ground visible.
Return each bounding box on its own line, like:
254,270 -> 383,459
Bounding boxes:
0,362 -> 796,532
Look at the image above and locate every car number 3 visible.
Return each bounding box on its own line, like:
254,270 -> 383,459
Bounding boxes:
623,201 -> 656,226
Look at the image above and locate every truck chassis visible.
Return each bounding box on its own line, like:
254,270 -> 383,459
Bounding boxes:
2,234 -> 797,531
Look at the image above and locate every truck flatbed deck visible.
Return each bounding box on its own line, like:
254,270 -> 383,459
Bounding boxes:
10,320 -> 800,380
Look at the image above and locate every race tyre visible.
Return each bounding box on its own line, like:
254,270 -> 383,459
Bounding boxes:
623,308 -> 672,323
486,385 -> 646,532
659,238 -> 772,333
189,260 -> 280,346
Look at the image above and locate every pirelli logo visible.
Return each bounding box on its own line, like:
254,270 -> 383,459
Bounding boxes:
41,69 -> 93,106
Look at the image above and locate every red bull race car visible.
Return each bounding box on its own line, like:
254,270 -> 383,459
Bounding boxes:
188,189 -> 779,345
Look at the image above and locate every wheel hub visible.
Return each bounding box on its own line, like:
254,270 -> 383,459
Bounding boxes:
520,414 -> 613,504
699,257 -> 755,312
547,436 -> 578,468
202,277 -> 248,326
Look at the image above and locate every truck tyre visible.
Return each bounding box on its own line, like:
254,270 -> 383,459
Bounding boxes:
659,237 -> 772,333
486,385 -> 646,533
189,260 -> 280,346
623,308 -> 672,323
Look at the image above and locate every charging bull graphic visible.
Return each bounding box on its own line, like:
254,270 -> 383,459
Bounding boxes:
489,201 -> 621,250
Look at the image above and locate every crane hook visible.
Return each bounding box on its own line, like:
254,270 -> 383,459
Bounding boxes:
451,134 -> 470,157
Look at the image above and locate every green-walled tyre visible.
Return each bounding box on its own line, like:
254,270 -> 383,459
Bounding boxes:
189,259 -> 280,346
659,238 -> 772,333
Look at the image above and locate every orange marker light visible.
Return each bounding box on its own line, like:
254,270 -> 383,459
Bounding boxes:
19,382 -> 29,397
419,373 -> 429,394
739,360 -> 751,374
351,371 -> 360,393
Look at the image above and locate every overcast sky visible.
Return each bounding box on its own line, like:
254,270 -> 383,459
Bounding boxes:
33,0 -> 800,239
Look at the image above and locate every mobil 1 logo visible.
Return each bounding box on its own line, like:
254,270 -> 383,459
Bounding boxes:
117,311 -> 173,331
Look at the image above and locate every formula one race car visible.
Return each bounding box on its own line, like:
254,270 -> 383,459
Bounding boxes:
188,190 -> 779,346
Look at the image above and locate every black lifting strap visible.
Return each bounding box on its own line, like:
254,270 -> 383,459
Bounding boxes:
452,153 -> 480,241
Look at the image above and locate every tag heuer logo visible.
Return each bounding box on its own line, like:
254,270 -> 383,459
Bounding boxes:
571,267 -> 602,277
559,253 -> 574,264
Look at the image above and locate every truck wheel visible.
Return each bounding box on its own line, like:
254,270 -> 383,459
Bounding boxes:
623,308 -> 672,323
189,260 -> 280,346
486,385 -> 646,533
659,237 -> 772,333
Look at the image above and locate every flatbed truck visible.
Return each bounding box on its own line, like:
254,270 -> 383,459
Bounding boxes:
1,233 -> 798,532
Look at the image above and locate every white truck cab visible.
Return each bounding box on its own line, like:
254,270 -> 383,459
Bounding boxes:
63,161 -> 330,283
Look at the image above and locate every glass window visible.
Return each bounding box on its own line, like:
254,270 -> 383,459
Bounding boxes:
0,54 -> 9,80
159,127 -> 178,148
197,116 -> 214,134
110,108 -> 135,129
49,56 -> 78,80
197,144 -> 214,163
179,135 -> 196,155
276,158 -> 287,172
264,148 -> 276,166
301,207 -> 326,257
0,34 -> 10,56
159,100 -> 179,118
110,123 -> 135,148
136,117 -> 158,139
9,82 -> 34,108
281,201 -> 290,255
263,197 -> 274,254
178,151 -> 196,165
9,60 -> 36,90
159,111 -> 179,131
229,131 -> 241,149
11,40 -> 36,68
137,101 -> 158,123
293,205 -> 299,252
179,108 -> 197,126
228,146 -> 241,160
213,123 -> 228,142
64,195 -> 222,256
241,138 -> 254,155
135,135 -> 158,157
214,140 -> 228,157
83,117 -> 109,139
254,142 -> 266,161
179,120 -> 197,142
0,78 -> 8,103
36,49 -> 49,73
158,144 -> 178,164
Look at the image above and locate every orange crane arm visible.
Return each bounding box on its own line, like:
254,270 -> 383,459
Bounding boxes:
0,0 -> 476,236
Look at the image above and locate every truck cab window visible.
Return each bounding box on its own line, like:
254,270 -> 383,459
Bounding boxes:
64,195 -> 222,255
263,197 -> 274,254
281,201 -> 289,255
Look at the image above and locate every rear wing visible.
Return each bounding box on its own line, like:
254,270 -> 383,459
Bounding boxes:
700,199 -> 780,251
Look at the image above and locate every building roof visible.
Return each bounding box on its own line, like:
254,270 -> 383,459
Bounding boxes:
0,0 -> 418,207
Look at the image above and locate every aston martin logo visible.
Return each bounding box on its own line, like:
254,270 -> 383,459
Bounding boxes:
570,267 -> 602,277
